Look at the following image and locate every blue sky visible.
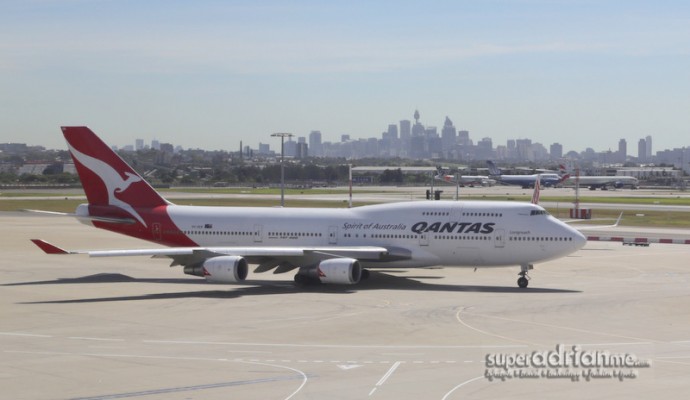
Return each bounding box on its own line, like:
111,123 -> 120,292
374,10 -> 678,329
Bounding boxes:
2,0 -> 689,153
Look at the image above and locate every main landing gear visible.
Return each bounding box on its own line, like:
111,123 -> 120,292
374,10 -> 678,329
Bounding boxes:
517,264 -> 533,288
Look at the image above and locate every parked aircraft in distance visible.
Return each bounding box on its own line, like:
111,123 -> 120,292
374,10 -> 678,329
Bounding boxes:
487,161 -> 569,189
434,166 -> 494,187
31,127 -> 587,289
558,165 -> 639,190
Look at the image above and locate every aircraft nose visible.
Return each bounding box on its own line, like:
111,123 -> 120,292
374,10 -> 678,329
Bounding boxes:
572,229 -> 587,250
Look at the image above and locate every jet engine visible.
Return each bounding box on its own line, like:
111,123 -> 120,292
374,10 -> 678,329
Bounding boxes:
184,256 -> 248,283
298,258 -> 362,285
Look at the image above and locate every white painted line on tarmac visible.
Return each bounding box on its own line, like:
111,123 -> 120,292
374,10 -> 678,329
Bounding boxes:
240,360 -> 308,400
441,375 -> 484,400
143,339 -> 526,349
227,350 -> 273,354
338,364 -> 362,370
68,336 -> 124,342
0,331 -> 52,338
6,349 -> 309,399
457,308 -> 658,344
455,308 -> 536,345
369,361 -> 401,396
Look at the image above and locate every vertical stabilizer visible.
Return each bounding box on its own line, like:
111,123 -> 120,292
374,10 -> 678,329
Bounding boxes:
531,174 -> 541,205
62,126 -> 169,226
486,160 -> 501,176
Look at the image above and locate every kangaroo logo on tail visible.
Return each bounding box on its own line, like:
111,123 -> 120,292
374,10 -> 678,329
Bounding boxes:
68,143 -> 148,226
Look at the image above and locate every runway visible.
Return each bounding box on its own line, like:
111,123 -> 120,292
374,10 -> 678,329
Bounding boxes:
3,213 -> 690,399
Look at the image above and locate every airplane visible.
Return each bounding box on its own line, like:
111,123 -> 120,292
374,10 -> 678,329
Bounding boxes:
487,161 -> 569,189
434,166 -> 495,187
562,175 -> 639,190
558,165 -> 639,190
30,127 -> 587,289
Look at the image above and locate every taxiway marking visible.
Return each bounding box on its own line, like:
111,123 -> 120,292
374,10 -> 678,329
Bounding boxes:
369,361 -> 401,396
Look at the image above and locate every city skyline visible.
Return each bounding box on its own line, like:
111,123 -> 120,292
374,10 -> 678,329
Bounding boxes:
8,112 -> 672,167
2,1 -> 689,151
2,109 -> 675,164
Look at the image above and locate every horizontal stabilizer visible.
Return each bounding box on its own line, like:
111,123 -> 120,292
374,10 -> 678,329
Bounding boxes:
31,239 -> 70,254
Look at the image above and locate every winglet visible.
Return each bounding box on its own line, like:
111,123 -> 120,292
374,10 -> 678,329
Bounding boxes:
613,212 -> 623,227
31,239 -> 70,254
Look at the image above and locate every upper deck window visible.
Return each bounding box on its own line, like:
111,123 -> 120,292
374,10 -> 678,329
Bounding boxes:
530,210 -> 549,216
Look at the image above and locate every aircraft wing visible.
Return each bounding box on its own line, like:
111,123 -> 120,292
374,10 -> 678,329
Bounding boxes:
30,239 -> 409,267
566,213 -> 623,229
567,215 -> 690,246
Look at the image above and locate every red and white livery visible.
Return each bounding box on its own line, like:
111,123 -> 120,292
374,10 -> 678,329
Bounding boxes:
32,127 -> 588,288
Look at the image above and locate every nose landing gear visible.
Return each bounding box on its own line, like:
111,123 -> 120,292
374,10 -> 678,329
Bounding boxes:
517,264 -> 533,288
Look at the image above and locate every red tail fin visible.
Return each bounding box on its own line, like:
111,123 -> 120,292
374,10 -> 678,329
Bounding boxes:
62,127 -> 169,226
531,174 -> 540,205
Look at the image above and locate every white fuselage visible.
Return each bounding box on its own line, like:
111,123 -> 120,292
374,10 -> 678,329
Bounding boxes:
436,175 -> 493,186
563,176 -> 639,188
494,173 -> 562,187
164,200 -> 586,269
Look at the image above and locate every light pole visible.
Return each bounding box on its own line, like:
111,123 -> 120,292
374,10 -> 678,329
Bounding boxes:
271,132 -> 293,207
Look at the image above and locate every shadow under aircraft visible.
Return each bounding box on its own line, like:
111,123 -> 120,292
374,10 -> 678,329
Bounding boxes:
12,270 -> 580,305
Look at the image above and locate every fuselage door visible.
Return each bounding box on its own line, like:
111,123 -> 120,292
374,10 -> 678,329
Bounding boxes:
494,229 -> 505,248
451,204 -> 464,218
419,232 -> 429,246
328,226 -> 338,244
152,222 -> 162,241
253,224 -> 263,243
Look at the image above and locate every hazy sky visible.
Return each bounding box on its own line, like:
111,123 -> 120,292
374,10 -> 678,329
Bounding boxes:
2,0 -> 689,153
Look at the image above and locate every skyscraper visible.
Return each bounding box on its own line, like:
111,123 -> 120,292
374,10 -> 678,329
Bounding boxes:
284,137 -> 297,158
638,138 -> 647,161
399,120 -> 411,140
441,116 -> 457,151
618,139 -> 627,162
386,124 -> 398,140
477,137 -> 493,159
458,130 -> 470,146
550,143 -> 563,159
296,142 -> 308,159
309,130 -> 322,156
645,135 -> 652,159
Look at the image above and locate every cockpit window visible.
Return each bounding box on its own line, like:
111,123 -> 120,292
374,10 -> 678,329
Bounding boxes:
530,210 -> 549,216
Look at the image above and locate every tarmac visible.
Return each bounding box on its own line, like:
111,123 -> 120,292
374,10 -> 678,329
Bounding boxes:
3,209 -> 690,399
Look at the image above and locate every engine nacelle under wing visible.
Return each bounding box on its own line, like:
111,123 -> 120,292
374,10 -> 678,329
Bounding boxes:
184,256 -> 249,283
314,258 -> 362,285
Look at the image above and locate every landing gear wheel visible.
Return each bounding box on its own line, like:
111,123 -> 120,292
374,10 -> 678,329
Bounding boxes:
294,273 -> 321,286
361,269 -> 370,280
517,264 -> 533,289
294,274 -> 308,285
